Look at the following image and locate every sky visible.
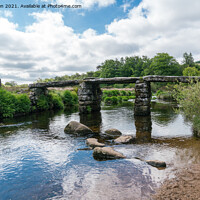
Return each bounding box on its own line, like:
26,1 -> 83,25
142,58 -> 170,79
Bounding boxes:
0,0 -> 200,84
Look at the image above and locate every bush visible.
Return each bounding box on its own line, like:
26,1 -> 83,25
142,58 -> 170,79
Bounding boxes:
50,93 -> 64,109
62,90 -> 78,107
15,94 -> 31,114
71,91 -> 78,105
104,97 -> 118,105
0,88 -> 31,118
36,95 -> 49,110
117,96 -> 122,103
120,90 -> 126,96
111,96 -> 118,105
0,89 -> 16,118
121,96 -> 129,101
62,90 -> 74,106
174,82 -> 200,131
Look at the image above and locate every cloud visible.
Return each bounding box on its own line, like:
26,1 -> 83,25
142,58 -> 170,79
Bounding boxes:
1,0 -> 200,84
107,0 -> 200,59
0,10 -> 13,18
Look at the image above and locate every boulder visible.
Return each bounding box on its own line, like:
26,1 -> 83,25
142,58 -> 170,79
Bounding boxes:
104,128 -> 122,139
114,135 -> 135,144
146,160 -> 166,168
93,147 -> 126,160
86,138 -> 105,147
64,121 -> 93,135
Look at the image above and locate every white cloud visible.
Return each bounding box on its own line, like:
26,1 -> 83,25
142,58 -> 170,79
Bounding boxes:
1,0 -> 200,84
0,10 -> 13,18
107,0 -> 200,59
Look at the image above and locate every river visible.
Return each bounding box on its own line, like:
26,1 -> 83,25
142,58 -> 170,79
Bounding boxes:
0,101 -> 199,200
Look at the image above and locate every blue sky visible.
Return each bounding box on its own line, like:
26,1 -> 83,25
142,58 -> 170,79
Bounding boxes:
0,0 -> 200,83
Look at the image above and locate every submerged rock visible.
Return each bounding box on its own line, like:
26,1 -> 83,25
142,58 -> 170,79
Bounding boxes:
93,147 -> 126,160
64,121 -> 93,135
146,160 -> 166,168
104,128 -> 122,139
114,135 -> 135,144
86,138 -> 105,148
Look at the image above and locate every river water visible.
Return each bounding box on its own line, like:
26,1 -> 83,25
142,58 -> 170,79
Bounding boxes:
0,101 -> 200,200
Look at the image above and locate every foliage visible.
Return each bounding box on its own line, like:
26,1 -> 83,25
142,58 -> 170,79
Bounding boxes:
182,67 -> 200,76
182,52 -> 195,67
174,82 -> 200,131
147,53 -> 181,76
15,94 -> 31,114
50,93 -> 64,109
5,81 -> 17,87
62,90 -> 74,106
36,95 -> 50,110
0,88 -> 31,118
102,89 -> 135,105
104,97 -> 118,105
62,90 -> 78,107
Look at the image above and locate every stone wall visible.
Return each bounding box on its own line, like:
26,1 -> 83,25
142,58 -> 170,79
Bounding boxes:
134,80 -> 151,116
29,88 -> 48,107
78,82 -> 102,113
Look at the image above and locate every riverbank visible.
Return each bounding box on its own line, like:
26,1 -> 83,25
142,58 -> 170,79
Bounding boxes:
153,164 -> 200,199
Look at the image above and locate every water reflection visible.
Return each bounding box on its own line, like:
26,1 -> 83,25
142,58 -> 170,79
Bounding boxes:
135,115 -> 152,142
0,101 -> 200,200
79,112 -> 102,133
151,102 -> 178,126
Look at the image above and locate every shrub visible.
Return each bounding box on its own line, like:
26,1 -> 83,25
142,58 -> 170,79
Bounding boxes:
0,89 -> 16,118
36,95 -> 49,110
174,82 -> 200,131
15,94 -> 31,114
117,96 -> 122,103
120,90 -> 126,96
0,88 -> 31,118
111,96 -> 118,105
62,90 -> 74,106
50,93 -> 64,109
104,96 -> 118,105
121,96 -> 129,101
71,91 -> 78,105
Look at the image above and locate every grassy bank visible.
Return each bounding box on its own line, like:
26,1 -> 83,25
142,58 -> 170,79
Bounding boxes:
0,88 -> 78,119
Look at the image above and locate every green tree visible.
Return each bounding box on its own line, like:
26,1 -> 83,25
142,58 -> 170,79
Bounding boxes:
148,53 -> 181,76
5,81 -> 17,87
183,52 -> 195,67
98,59 -> 122,78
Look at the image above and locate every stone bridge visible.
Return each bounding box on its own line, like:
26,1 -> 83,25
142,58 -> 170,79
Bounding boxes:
28,76 -> 200,116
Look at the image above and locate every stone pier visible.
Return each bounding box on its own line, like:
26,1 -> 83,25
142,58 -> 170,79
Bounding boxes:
135,115 -> 152,142
78,82 -> 102,113
134,80 -> 151,116
29,88 -> 48,107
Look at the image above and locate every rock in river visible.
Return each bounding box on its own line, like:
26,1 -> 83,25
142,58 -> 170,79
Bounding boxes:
93,147 -> 126,160
146,160 -> 166,168
86,138 -> 105,148
64,121 -> 93,135
104,128 -> 122,139
114,135 -> 135,144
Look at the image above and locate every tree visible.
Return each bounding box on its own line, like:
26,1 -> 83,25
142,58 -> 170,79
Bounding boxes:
98,59 -> 122,78
183,52 -> 195,67
5,81 -> 17,87
149,53 -> 181,76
